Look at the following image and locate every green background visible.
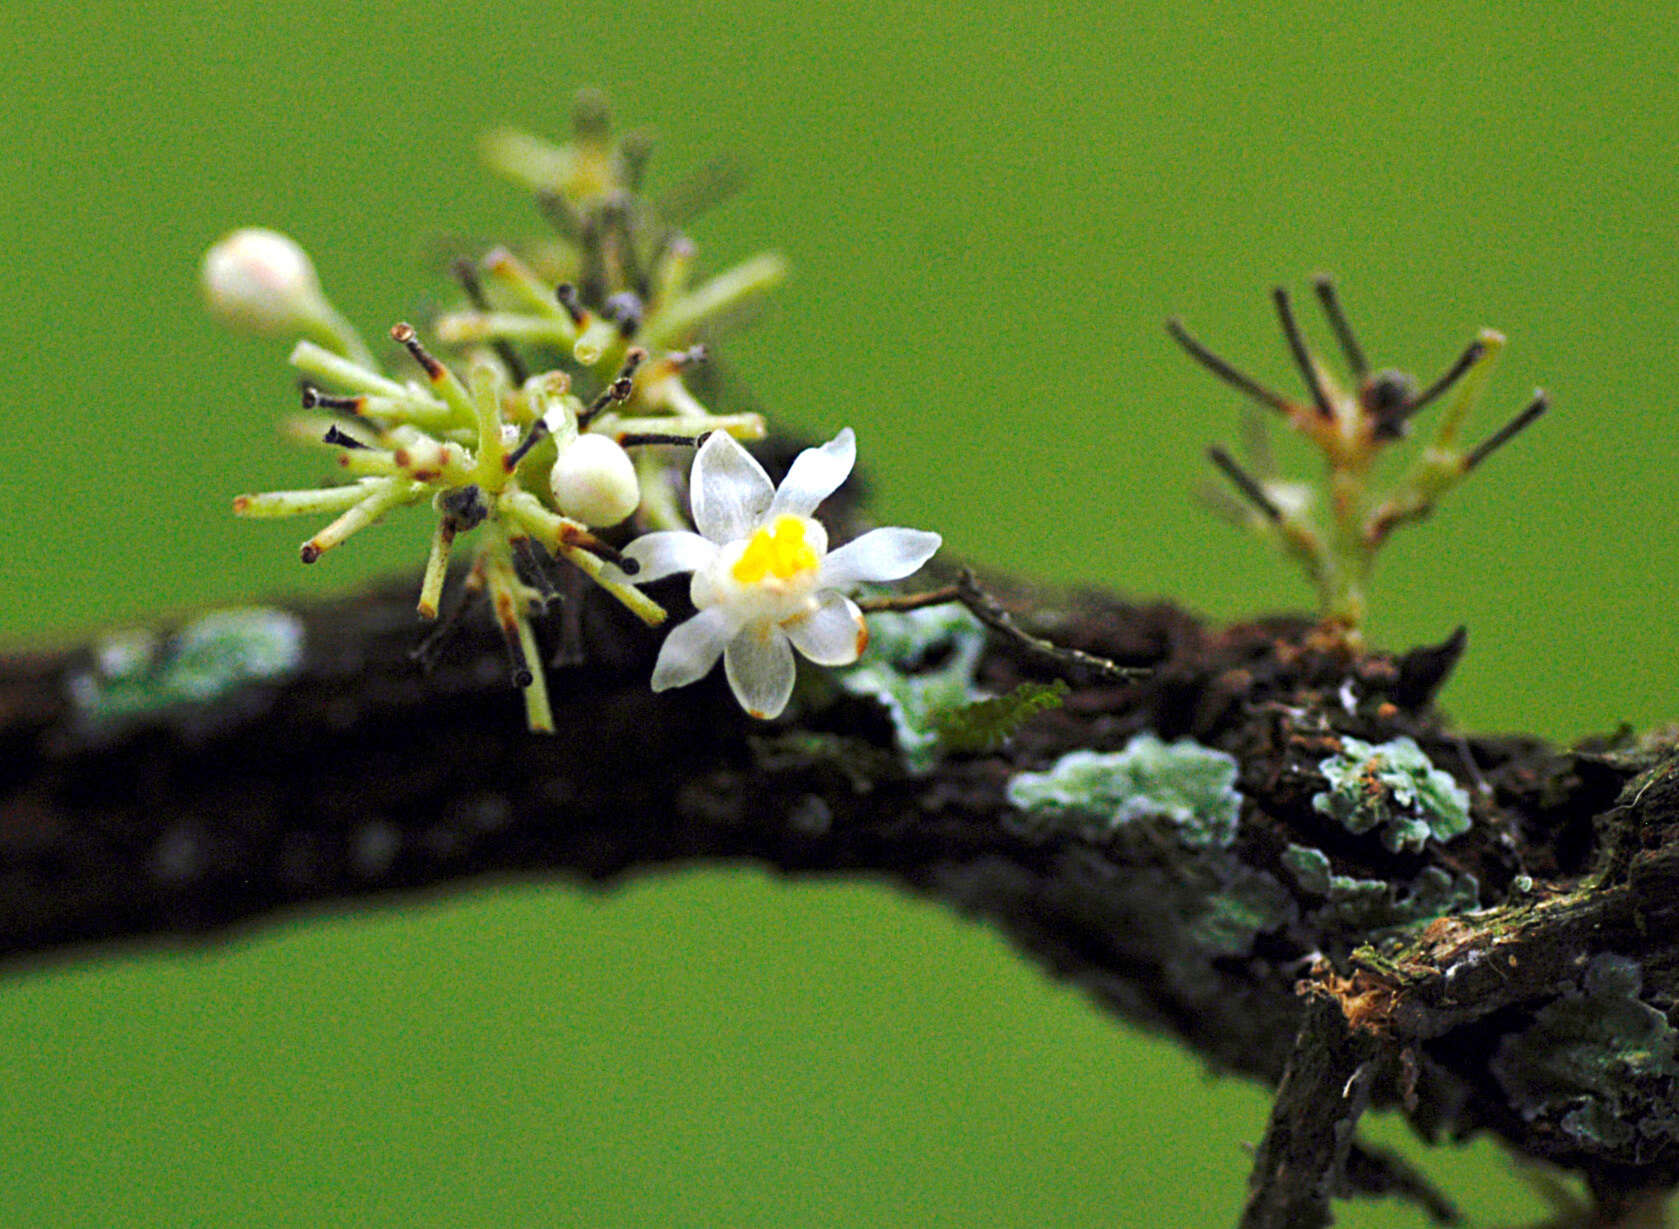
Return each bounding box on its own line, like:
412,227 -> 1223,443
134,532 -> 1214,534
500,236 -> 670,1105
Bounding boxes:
3,1 -> 1676,1224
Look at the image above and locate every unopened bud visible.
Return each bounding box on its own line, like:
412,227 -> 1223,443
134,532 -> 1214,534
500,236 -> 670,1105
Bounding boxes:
550,434 -> 639,527
201,228 -> 329,337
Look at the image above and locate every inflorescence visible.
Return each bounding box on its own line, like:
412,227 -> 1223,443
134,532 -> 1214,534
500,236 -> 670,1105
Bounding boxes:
205,94 -> 1551,730
204,93 -> 939,731
1170,279 -> 1549,641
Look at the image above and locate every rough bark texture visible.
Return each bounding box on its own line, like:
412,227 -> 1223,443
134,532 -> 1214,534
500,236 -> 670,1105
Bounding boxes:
5,480 -> 1677,1224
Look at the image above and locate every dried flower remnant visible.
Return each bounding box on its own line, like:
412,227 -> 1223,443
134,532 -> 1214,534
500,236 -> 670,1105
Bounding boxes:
1171,278 -> 1549,640
612,429 -> 942,719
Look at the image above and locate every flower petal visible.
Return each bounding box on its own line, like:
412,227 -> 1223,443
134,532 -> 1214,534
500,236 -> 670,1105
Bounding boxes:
691,430 -> 774,544
818,527 -> 943,588
768,428 -> 856,521
612,530 -> 716,585
783,592 -> 869,666
650,607 -> 740,691
723,623 -> 797,719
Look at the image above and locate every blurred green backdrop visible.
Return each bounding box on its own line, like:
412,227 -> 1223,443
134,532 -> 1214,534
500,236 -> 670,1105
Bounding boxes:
3,1 -> 1676,1225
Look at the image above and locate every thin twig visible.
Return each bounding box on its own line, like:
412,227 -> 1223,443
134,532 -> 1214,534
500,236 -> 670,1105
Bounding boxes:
955,570 -> 1149,683
858,575 -> 1148,683
856,586 -> 960,614
1272,286 -> 1333,418
1312,275 -> 1368,379
1166,318 -> 1295,414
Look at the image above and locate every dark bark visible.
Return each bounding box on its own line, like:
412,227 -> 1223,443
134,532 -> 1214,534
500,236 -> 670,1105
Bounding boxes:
5,535 -> 1678,1224
1241,994 -> 1381,1229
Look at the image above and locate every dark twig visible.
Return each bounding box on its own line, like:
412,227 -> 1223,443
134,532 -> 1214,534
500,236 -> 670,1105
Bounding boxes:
1312,275 -> 1368,379
855,586 -> 960,614
1397,338 -> 1485,425
1463,392 -> 1549,471
1340,1143 -> 1462,1226
576,348 -> 647,428
1167,318 -> 1295,414
615,432 -> 706,448
954,569 -> 1148,683
1272,287 -> 1333,418
857,576 -> 1145,683
1207,446 -> 1283,522
1241,994 -> 1379,1229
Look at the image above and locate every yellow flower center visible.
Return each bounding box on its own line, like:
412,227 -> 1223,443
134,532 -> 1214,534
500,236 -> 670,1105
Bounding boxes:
731,515 -> 819,585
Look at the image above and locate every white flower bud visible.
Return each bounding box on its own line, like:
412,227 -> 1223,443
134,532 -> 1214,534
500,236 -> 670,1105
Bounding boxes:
550,434 -> 640,527
201,228 -> 329,336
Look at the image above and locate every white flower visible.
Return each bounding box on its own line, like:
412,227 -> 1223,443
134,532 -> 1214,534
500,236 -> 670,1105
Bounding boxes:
616,428 -> 941,719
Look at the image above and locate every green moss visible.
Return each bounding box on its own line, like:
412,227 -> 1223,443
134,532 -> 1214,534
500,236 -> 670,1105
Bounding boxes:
1004,733 -> 1244,850
68,607 -> 305,728
930,679 -> 1068,755
834,605 -> 987,771
1188,869 -> 1295,956
1311,736 -> 1472,853
1492,956 -> 1679,1156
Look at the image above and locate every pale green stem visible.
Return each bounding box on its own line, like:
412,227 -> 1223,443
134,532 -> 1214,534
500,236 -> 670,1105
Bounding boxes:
289,341 -> 408,399
299,304 -> 376,368
573,315 -> 619,366
302,479 -> 423,561
434,312 -> 575,348
479,128 -> 574,196
500,490 -> 667,626
232,481 -> 383,519
467,363 -> 509,484
349,394 -> 455,430
649,241 -> 693,312
419,352 -> 481,431
1323,462 -> 1373,632
654,377 -> 710,420
482,247 -> 572,317
514,613 -> 554,733
1430,329 -> 1505,450
481,533 -> 555,734
594,412 -> 766,441
642,252 -> 788,349
417,519 -> 456,619
331,450 -> 402,478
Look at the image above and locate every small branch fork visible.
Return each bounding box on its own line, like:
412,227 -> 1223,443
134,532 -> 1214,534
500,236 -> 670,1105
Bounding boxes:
857,568 -> 1150,684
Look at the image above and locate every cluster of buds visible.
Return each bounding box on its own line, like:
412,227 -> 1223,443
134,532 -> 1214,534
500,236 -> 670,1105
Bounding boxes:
201,96 -> 860,732
1171,278 -> 1548,641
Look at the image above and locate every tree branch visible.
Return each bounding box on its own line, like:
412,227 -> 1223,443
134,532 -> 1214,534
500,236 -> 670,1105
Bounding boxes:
5,505 -> 1678,1222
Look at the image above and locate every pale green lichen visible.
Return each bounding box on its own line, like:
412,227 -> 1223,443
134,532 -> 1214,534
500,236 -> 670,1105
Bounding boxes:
1311,735 -> 1471,853
1187,868 -> 1295,956
1493,955 -> 1679,1156
835,604 -> 987,771
1004,732 -> 1244,850
1281,843 -> 1479,937
1001,732 -> 1289,998
69,607 -> 305,726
